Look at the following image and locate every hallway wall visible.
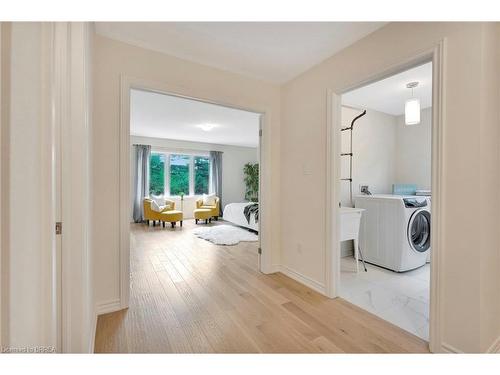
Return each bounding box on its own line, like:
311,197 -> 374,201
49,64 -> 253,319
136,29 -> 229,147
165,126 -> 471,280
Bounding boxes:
92,34 -> 281,311
280,22 -> 500,352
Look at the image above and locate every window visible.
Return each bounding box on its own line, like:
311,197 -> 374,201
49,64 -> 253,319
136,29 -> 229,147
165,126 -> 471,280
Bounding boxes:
149,153 -> 165,195
169,154 -> 190,196
148,151 -> 211,196
194,156 -> 210,195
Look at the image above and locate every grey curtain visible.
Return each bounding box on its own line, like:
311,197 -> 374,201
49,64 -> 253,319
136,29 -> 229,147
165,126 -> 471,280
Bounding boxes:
133,144 -> 151,222
210,151 -> 223,208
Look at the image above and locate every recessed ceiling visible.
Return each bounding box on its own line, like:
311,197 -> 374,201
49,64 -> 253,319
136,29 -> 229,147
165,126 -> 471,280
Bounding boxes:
95,22 -> 386,83
130,89 -> 260,147
342,62 -> 433,116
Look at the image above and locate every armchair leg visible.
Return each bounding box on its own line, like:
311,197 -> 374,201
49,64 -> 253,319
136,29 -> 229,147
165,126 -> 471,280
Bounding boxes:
171,222 -> 175,228
153,221 -> 156,227
205,219 -> 208,224
195,219 -> 198,224
180,221 -> 183,227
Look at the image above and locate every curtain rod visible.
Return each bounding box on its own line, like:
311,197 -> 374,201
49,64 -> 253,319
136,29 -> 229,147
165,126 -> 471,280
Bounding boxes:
132,144 -> 224,155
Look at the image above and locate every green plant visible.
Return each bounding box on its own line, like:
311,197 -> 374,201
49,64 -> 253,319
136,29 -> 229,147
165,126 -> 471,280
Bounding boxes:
243,163 -> 259,202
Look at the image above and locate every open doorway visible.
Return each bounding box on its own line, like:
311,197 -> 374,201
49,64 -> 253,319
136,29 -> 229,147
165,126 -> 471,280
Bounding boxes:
126,86 -> 264,304
337,62 -> 433,341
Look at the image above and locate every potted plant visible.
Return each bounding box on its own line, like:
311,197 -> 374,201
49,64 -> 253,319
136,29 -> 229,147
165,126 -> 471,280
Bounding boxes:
243,163 -> 259,202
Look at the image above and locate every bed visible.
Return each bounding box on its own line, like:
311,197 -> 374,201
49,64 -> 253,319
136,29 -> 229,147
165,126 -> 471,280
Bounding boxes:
223,202 -> 259,232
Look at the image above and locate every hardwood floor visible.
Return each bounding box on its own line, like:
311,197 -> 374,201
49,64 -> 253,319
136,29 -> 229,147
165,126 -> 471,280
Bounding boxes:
94,221 -> 429,353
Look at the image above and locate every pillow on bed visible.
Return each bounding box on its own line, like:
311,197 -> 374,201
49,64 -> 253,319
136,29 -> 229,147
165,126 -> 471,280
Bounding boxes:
202,193 -> 216,206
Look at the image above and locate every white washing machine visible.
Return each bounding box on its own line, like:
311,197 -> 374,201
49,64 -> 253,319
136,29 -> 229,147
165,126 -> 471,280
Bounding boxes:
354,194 -> 431,272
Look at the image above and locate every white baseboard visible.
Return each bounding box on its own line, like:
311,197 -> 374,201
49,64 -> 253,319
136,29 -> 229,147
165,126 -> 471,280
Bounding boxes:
278,265 -> 326,295
96,298 -> 122,315
487,336 -> 500,353
441,342 -> 464,353
88,311 -> 97,353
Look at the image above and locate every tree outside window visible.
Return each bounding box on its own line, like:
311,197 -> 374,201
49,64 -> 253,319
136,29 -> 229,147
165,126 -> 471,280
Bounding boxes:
169,154 -> 190,196
194,156 -> 210,195
149,153 -> 165,195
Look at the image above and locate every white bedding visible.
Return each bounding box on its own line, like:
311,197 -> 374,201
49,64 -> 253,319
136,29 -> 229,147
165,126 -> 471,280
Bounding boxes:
223,202 -> 259,232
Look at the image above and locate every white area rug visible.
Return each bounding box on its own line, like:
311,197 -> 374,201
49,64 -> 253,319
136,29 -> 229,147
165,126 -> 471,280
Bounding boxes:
192,224 -> 258,245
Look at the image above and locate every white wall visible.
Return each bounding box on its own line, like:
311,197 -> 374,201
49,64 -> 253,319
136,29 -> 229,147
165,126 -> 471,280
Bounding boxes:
281,22 -> 500,352
340,106 -> 397,207
92,33 -> 281,311
340,107 -> 397,256
340,106 -> 432,211
5,22 -> 45,348
395,107 -> 432,190
130,135 -> 259,219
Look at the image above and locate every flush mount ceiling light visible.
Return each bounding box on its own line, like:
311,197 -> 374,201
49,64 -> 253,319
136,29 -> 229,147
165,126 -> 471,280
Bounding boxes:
197,123 -> 218,131
405,81 -> 420,125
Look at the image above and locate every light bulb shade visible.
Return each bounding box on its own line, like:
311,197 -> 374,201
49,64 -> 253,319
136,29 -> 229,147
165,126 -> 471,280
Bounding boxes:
405,98 -> 420,125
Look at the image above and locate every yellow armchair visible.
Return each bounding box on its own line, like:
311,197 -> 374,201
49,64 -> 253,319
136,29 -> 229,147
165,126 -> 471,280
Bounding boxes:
143,198 -> 176,226
195,196 -> 220,220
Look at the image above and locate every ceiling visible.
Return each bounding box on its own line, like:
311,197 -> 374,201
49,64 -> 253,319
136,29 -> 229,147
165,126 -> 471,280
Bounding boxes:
95,22 -> 386,83
342,62 -> 433,116
130,89 -> 260,147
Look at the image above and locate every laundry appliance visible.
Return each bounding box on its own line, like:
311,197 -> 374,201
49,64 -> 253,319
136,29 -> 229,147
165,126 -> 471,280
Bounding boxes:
354,194 -> 430,272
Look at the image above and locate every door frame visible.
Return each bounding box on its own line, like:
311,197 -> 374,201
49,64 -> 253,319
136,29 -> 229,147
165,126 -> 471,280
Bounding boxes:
119,76 -> 271,309
325,40 -> 446,353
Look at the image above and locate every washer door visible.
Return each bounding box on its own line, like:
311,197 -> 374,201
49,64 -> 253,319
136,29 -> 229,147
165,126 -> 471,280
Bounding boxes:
407,209 -> 431,253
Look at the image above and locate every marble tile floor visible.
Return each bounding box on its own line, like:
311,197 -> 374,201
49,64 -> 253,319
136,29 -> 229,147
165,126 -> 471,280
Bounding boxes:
339,256 -> 430,341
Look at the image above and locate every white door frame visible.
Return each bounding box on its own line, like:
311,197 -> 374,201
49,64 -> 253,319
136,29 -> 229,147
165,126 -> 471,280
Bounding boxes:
119,76 -> 271,309
326,40 -> 446,353
53,22 -> 93,353
0,21 -> 5,349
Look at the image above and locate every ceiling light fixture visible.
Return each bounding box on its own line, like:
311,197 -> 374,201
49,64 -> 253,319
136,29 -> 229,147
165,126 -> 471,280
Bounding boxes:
197,123 -> 218,131
405,81 -> 420,125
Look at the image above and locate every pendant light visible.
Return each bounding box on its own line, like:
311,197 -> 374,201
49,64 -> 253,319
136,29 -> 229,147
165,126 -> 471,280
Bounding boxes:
405,81 -> 420,125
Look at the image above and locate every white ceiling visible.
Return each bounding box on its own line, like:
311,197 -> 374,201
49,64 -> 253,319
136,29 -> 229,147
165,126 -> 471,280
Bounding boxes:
95,22 -> 386,83
342,62 -> 433,116
130,89 -> 260,147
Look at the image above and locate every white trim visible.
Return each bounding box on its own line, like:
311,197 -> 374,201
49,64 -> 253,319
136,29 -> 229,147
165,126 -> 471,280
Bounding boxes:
58,22 -> 93,353
441,342 -> 464,354
428,39 -> 446,355
120,75 -> 274,310
487,336 -> 500,354
326,40 -> 446,353
89,312 -> 97,354
278,265 -> 326,295
96,299 -> 122,315
40,22 -> 59,352
0,21 -> 4,349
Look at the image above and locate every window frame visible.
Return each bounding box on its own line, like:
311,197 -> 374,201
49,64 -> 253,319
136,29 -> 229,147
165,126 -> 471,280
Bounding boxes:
150,149 -> 211,197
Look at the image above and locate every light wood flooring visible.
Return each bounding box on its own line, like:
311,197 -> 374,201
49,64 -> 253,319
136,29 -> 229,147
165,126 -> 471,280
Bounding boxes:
94,221 -> 429,353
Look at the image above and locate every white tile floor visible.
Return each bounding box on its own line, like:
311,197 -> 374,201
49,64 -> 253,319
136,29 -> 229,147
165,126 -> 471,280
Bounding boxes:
339,256 -> 430,341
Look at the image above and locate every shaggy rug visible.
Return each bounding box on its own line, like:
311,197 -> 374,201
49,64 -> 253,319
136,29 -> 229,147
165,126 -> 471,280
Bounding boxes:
192,224 -> 258,245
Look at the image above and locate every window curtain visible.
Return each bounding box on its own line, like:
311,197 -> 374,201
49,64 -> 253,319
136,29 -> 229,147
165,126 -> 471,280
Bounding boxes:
210,151 -> 223,208
133,144 -> 151,223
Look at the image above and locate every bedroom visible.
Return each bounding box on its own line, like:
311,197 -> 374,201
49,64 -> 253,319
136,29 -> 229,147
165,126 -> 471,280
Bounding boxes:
129,88 -> 262,304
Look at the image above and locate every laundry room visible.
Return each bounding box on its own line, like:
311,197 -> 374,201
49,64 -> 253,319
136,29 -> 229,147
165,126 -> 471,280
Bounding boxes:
338,62 -> 432,341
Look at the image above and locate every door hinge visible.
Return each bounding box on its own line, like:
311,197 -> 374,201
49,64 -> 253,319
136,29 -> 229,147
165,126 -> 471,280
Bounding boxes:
259,129 -> 262,137
55,222 -> 62,235
258,247 -> 262,254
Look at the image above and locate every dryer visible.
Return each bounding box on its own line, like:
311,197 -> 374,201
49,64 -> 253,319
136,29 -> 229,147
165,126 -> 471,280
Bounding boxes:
354,194 -> 430,272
